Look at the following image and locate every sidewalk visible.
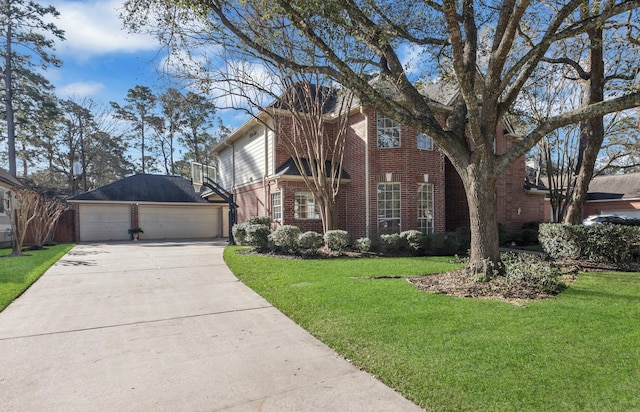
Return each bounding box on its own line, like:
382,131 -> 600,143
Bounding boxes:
0,240 -> 422,411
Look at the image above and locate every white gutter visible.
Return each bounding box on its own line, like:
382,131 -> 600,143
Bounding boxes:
361,107 -> 370,238
263,124 -> 269,216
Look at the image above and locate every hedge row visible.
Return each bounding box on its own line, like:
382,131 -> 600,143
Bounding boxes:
232,217 -> 471,256
539,223 -> 640,263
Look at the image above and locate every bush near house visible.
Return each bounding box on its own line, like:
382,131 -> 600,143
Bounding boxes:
539,223 -> 640,263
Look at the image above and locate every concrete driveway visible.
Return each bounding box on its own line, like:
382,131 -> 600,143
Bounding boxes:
0,240 -> 422,411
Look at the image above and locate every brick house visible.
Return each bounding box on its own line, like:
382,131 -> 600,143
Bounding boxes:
212,84 -> 546,240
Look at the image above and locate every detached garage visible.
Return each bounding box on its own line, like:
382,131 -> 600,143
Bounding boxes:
69,174 -> 225,242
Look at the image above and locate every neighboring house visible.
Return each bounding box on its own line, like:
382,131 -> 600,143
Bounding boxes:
68,174 -> 227,242
213,83 -> 546,240
0,168 -> 23,248
580,172 -> 640,219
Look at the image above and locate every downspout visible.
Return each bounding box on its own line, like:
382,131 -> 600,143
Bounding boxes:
360,107 -> 370,238
263,125 -> 269,216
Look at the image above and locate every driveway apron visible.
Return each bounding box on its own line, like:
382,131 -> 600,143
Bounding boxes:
0,241 -> 422,411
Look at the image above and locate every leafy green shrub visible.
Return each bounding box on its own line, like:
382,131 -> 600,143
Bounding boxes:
400,230 -> 424,255
502,252 -> 565,294
324,230 -> 350,251
232,223 -> 248,245
245,216 -> 273,226
298,231 -> 324,250
354,237 -> 371,253
539,223 -> 640,263
538,224 -> 582,259
269,225 -> 301,252
380,233 -> 407,255
581,224 -> 639,263
244,224 -> 271,251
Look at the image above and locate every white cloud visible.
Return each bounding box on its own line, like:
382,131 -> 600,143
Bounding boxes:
50,0 -> 159,59
57,81 -> 105,98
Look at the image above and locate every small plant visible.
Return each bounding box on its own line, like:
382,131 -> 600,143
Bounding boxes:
324,230 -> 350,251
400,230 -> 424,255
128,227 -> 143,240
232,223 -> 248,245
380,233 -> 407,255
269,225 -> 301,252
298,231 -> 324,250
354,237 -> 371,253
244,224 -> 271,251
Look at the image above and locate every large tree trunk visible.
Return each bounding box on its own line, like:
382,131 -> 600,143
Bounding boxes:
462,168 -> 502,276
564,27 -> 604,224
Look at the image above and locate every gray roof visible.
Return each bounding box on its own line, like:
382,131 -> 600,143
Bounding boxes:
587,173 -> 640,200
274,158 -> 350,179
69,174 -> 208,203
0,168 -> 23,188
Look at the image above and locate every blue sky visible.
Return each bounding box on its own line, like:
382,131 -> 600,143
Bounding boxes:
47,0 -> 245,129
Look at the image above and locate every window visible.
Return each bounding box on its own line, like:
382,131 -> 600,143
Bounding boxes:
418,183 -> 435,234
294,192 -> 320,219
271,192 -> 282,220
377,183 -> 401,233
377,114 -> 401,148
0,189 -> 5,214
417,132 -> 433,150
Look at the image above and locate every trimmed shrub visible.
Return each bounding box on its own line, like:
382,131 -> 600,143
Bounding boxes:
400,230 -> 424,255
539,223 -> 640,263
380,233 -> 408,255
538,224 -> 582,259
354,237 -> 371,253
244,224 -> 271,251
324,230 -> 350,251
269,225 -> 301,252
232,223 -> 248,245
502,252 -> 565,294
244,216 -> 273,226
298,231 -> 324,250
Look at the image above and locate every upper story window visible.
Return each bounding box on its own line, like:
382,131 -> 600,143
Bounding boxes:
271,192 -> 282,221
377,114 -> 401,149
417,132 -> 433,150
294,192 -> 320,219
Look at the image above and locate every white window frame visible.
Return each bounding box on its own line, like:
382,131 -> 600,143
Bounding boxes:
0,189 -> 6,215
377,182 -> 401,233
418,183 -> 435,234
417,132 -> 434,150
294,192 -> 320,220
271,192 -> 282,221
377,114 -> 401,149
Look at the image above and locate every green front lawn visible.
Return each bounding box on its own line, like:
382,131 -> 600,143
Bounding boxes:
224,247 -> 640,411
0,244 -> 74,312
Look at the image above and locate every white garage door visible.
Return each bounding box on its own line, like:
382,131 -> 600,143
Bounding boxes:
79,204 -> 130,242
138,205 -> 220,240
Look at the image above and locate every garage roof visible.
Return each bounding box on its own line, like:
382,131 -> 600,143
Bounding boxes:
69,174 -> 209,203
587,172 -> 640,200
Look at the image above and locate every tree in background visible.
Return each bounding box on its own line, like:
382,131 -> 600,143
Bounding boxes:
122,0 -> 640,275
1,0 -> 64,177
111,85 -> 162,174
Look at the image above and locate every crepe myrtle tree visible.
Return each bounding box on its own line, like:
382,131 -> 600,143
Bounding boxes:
122,0 -> 640,275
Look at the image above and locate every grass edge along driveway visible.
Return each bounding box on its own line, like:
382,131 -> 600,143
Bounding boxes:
224,246 -> 640,412
0,244 -> 74,312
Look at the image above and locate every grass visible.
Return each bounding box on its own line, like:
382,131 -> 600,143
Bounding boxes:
0,244 -> 74,312
224,247 -> 640,411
